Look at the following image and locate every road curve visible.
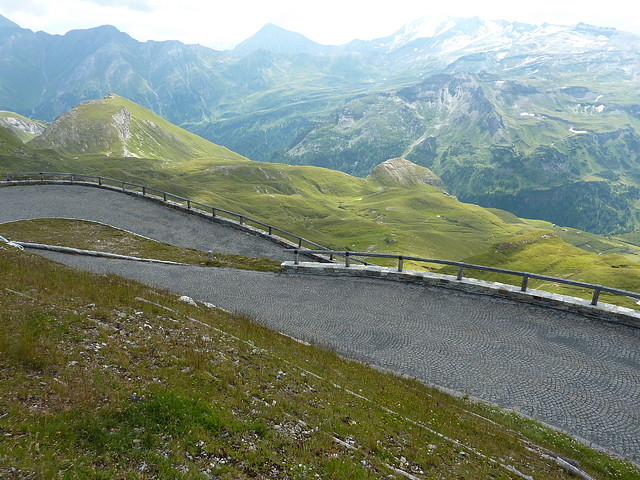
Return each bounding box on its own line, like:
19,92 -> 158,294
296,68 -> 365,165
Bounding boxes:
0,184 -> 289,261
1,183 -> 639,461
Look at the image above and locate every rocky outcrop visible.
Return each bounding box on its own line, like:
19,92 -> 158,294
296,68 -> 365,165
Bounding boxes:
0,116 -> 45,136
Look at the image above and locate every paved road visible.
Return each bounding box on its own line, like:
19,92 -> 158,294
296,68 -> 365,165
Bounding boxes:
2,184 -> 640,461
0,184 -> 289,261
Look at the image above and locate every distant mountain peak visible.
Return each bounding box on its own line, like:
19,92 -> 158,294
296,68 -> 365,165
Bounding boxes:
232,23 -> 327,56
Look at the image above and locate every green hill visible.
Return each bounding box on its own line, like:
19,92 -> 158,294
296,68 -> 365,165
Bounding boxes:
27,94 -> 243,162
0,111 -> 46,142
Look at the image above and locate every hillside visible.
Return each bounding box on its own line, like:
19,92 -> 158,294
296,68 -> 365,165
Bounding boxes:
2,244 -> 637,478
278,72 -> 640,234
0,111 -> 46,142
2,96 -> 640,301
2,95 -> 546,262
27,95 -> 243,162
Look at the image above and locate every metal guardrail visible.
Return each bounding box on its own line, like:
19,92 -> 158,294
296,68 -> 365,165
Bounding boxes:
4,172 -> 637,307
289,249 -> 640,307
0,171 -> 370,264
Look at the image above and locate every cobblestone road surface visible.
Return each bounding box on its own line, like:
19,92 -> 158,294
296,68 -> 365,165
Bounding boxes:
2,184 -> 639,461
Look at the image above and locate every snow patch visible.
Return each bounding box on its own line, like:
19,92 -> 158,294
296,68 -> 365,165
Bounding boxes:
569,127 -> 588,134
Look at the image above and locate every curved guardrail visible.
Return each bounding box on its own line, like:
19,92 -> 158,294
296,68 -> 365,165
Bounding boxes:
289,249 -> 640,307
0,171 -> 369,265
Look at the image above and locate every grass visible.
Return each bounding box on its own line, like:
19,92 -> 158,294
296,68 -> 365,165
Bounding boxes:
27,95 -> 242,162
1,245 -> 638,479
438,231 -> 640,310
525,219 -> 640,264
0,218 -> 282,273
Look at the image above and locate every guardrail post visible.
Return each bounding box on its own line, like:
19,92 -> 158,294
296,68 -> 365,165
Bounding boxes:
591,287 -> 601,306
163,192 -> 167,202
345,251 -> 351,267
398,255 -> 404,272
298,238 -> 303,248
98,177 -> 102,186
187,199 -> 191,209
211,207 -> 216,217
521,274 -> 529,292
121,181 -> 125,190
294,249 -> 300,265
457,266 -> 464,281
39,172 -> 43,181
330,253 -> 334,261
268,226 -> 272,235
239,216 -> 244,225
70,174 -> 74,183
142,186 -> 146,196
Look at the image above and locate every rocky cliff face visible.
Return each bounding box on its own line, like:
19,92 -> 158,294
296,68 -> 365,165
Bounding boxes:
0,116 -> 45,145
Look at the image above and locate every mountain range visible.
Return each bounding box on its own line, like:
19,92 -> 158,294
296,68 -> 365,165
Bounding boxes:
0,14 -> 639,234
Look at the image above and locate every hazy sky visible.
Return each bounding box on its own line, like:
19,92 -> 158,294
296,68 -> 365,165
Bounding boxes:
0,0 -> 638,49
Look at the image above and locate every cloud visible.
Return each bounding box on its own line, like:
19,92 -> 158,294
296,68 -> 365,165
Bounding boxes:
85,0 -> 153,12
0,0 -> 47,15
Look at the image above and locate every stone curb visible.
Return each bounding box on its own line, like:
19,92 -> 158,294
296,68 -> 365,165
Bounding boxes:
16,242 -> 188,265
282,261 -> 640,329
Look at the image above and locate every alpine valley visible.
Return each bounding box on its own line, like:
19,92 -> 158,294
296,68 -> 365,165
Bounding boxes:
3,14 -> 640,479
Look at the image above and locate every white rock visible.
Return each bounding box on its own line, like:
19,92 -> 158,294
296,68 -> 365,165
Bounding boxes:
178,295 -> 198,306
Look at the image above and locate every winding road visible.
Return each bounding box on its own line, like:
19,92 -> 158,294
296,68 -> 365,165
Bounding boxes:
1,183 -> 639,461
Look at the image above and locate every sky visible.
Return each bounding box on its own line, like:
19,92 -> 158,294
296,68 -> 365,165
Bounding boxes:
0,0 -> 638,50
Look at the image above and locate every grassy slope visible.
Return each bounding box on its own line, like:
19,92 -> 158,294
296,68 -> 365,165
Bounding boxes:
0,111 -> 47,143
524,218 -> 640,263
27,95 -> 246,162
0,148 -> 541,261
0,218 -> 282,273
1,245 -> 638,479
444,231 -> 640,309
